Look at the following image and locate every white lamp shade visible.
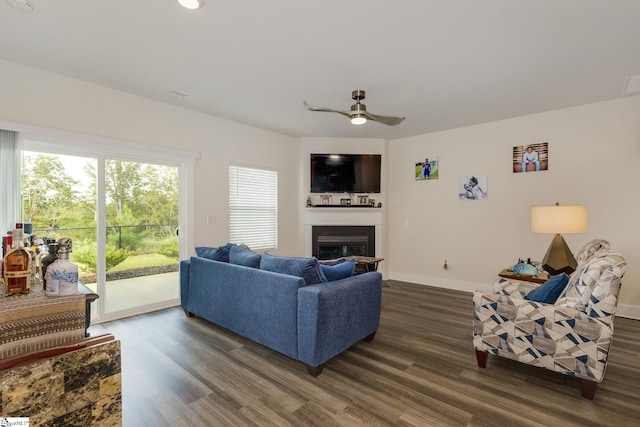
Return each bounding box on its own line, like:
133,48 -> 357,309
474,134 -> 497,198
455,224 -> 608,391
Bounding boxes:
530,205 -> 588,234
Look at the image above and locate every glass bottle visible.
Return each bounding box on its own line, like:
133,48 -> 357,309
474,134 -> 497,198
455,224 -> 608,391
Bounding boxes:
45,245 -> 78,296
40,242 -> 59,290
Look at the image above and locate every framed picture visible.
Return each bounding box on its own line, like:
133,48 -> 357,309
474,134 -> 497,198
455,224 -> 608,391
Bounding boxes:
415,156 -> 439,180
321,195 -> 332,205
358,195 -> 368,205
340,198 -> 351,206
513,142 -> 548,173
459,175 -> 488,200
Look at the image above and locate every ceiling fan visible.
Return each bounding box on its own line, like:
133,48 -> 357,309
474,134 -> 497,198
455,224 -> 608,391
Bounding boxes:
303,90 -> 405,126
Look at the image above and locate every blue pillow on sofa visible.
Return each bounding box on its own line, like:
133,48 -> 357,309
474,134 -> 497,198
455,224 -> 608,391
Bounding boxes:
524,273 -> 570,304
260,253 -> 327,285
320,258 -> 355,281
229,244 -> 261,268
195,243 -> 232,262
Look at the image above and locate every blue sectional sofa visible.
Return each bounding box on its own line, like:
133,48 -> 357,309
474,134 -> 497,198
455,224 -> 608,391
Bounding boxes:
179,246 -> 382,375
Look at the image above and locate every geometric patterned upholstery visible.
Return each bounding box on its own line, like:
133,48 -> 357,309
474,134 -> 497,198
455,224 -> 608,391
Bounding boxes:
473,241 -> 626,393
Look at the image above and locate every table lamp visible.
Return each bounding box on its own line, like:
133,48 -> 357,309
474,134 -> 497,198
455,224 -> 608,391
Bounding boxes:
530,203 -> 588,275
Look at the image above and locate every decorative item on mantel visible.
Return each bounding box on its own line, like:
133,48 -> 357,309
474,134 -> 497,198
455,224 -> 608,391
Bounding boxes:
45,238 -> 78,297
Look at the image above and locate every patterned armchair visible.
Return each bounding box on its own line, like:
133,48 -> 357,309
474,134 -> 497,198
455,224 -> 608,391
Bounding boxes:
473,240 -> 626,399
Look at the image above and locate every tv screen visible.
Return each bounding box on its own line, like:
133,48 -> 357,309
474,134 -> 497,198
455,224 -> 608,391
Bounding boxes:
310,154 -> 381,193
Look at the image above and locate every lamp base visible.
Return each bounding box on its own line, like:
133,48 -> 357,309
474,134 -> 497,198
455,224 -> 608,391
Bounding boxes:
542,234 -> 578,275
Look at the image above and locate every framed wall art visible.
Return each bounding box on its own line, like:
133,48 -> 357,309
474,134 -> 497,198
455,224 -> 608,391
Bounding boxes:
415,157 -> 439,180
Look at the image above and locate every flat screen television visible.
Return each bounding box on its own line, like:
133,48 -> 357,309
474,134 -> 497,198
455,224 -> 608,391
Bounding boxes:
310,154 -> 381,193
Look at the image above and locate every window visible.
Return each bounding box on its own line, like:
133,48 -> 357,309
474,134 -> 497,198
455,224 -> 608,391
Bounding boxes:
229,165 -> 277,250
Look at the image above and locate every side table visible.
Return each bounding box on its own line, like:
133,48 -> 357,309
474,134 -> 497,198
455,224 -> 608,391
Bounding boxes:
498,268 -> 549,284
350,256 -> 384,273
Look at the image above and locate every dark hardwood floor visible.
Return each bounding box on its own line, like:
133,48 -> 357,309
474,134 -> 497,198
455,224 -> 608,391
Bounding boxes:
91,280 -> 640,426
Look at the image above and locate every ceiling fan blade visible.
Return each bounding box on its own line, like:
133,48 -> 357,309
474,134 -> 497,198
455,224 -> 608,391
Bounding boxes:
303,101 -> 351,119
365,112 -> 406,126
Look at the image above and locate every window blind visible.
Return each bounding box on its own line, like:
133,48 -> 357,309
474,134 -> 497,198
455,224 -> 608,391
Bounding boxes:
229,165 -> 277,251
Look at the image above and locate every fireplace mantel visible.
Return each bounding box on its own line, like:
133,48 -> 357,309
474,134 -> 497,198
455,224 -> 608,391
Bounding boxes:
304,208 -> 383,258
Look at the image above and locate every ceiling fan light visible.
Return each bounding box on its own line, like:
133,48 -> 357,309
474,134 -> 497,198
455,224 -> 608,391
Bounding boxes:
351,115 -> 367,125
6,0 -> 33,12
176,0 -> 204,9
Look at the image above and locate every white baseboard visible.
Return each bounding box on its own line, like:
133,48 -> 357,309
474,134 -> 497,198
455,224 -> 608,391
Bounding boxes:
615,304 -> 640,320
388,271 -> 640,320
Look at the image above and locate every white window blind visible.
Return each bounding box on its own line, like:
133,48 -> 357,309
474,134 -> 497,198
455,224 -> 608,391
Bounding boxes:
229,165 -> 278,251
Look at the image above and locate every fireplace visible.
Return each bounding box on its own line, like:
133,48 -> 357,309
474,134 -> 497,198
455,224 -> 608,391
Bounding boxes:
312,226 -> 375,260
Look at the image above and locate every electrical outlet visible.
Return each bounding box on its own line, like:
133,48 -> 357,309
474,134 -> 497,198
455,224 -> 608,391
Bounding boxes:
206,215 -> 216,225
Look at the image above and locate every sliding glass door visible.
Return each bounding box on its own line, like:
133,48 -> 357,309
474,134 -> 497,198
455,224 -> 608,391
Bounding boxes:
103,159 -> 179,314
21,150 -> 182,322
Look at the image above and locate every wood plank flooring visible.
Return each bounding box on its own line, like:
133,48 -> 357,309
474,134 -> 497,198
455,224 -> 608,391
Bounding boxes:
91,280 -> 640,426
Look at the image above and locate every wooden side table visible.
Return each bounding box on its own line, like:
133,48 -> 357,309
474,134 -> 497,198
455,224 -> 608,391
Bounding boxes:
350,256 -> 384,273
498,268 -> 549,284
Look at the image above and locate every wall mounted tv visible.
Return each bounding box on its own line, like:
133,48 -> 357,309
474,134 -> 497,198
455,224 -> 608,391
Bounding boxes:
310,154 -> 381,193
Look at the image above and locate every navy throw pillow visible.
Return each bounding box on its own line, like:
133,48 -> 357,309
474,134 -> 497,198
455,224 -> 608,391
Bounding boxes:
260,253 -> 327,285
229,244 -> 261,268
320,258 -> 355,281
524,273 -> 570,304
195,243 -> 232,262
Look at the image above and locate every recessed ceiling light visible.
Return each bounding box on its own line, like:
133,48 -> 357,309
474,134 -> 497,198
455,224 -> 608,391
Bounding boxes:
176,0 -> 204,10
6,0 -> 33,12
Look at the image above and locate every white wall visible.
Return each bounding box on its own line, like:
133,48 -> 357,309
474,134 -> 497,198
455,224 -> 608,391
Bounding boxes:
388,95 -> 640,318
0,59 -> 301,256
3,59 -> 639,317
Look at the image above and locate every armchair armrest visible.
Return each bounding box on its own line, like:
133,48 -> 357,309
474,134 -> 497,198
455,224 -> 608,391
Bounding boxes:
473,291 -> 613,382
493,276 -> 541,298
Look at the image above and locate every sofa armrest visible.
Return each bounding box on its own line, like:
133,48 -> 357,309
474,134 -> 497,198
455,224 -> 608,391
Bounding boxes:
297,272 -> 382,368
179,259 -> 191,311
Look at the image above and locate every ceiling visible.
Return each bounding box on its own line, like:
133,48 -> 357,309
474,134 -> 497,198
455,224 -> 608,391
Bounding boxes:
1,0 -> 640,140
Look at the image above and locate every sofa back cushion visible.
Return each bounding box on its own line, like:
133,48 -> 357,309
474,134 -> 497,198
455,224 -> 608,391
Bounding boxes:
555,251 -> 626,322
195,243 -> 232,262
229,244 -> 261,268
260,253 -> 327,285
320,258 -> 355,281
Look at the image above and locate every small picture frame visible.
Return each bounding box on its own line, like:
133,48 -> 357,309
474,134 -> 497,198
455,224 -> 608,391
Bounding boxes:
321,195 -> 332,205
340,198 -> 351,206
368,198 -> 376,207
358,195 -> 368,205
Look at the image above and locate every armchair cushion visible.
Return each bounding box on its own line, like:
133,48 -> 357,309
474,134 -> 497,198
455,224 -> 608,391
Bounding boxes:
524,273 -> 569,304
555,251 -> 625,321
576,239 -> 610,264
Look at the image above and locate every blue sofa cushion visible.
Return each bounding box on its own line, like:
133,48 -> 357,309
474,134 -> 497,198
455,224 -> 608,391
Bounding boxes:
320,258 -> 355,281
229,244 -> 261,268
195,243 -> 232,262
260,253 -> 327,285
525,273 -> 570,304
